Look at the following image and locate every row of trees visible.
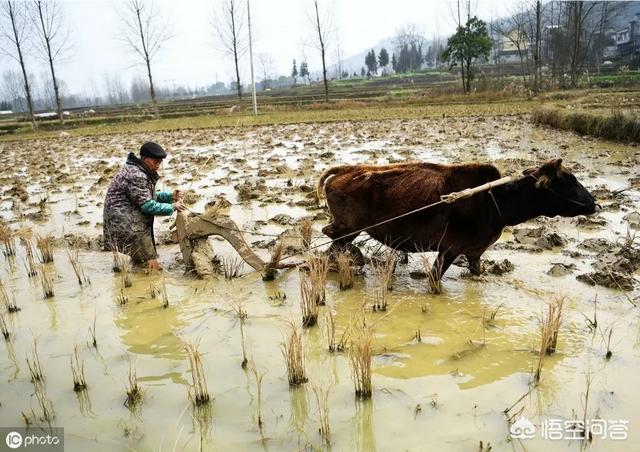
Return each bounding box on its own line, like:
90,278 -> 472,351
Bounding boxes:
3,0 -> 638,123
1,0 -> 335,126
0,0 -> 68,128
489,1 -> 635,91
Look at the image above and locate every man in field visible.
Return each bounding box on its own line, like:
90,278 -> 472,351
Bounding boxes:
103,142 -> 184,271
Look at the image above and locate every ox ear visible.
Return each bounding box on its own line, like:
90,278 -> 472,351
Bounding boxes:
540,158 -> 563,176
522,167 -> 537,176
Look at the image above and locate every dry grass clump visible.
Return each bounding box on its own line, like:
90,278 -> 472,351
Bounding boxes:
249,359 -> 266,429
0,279 -> 20,313
349,320 -> 373,399
372,251 -> 396,311
148,270 -> 158,299
281,320 -> 308,385
0,314 -> 9,340
324,310 -> 350,353
66,247 -> 90,287
18,231 -> 38,277
222,256 -> 244,279
32,378 -> 54,423
311,384 -> 331,445
324,310 -> 337,352
112,250 -> 125,273
306,252 -> 329,305
299,218 -> 313,249
336,252 -> 354,290
116,288 -> 128,305
159,273 -> 169,308
124,360 -> 142,408
229,299 -> 248,368
185,340 -> 210,406
533,105 -> 640,143
299,275 -> 319,327
121,260 -> 133,288
420,254 -> 442,294
0,221 -> 16,256
70,345 -> 87,392
37,265 -> 55,299
534,297 -> 565,383
88,315 -> 97,348
36,233 -> 54,263
26,339 -> 45,383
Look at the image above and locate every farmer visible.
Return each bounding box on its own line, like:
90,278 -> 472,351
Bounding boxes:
103,142 -> 184,271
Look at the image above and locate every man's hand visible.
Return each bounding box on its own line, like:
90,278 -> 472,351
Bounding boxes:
173,189 -> 183,202
173,200 -> 186,212
149,259 -> 162,272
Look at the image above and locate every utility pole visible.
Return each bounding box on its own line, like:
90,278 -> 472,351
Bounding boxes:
247,0 -> 257,115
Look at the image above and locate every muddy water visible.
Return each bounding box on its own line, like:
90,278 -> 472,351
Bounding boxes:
1,116 -> 640,451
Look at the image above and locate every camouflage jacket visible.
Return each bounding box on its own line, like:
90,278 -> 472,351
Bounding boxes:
103,153 -> 172,258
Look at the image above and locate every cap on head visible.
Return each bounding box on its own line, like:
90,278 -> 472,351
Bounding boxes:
140,142 -> 167,159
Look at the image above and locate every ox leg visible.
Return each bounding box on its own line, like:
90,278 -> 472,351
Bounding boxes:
430,250 -> 459,287
467,255 -> 482,276
322,223 -> 365,266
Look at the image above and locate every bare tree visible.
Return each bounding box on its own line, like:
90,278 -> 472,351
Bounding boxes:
214,0 -> 246,99
1,69 -> 24,111
492,1 -> 532,88
257,53 -> 274,90
0,0 -> 37,129
311,0 -> 331,102
118,0 -> 171,115
30,0 -> 69,125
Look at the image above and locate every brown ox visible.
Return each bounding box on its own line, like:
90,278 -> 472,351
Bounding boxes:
316,159 -> 597,282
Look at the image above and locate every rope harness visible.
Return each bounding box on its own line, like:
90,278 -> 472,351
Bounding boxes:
527,173 -> 592,207
181,175 -> 514,263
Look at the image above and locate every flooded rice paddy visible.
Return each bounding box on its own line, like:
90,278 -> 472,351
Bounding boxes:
1,115 -> 640,451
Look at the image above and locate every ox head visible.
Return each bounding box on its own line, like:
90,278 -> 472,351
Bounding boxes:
522,159 -> 597,217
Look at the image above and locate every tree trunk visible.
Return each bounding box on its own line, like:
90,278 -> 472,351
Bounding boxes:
7,1 -> 37,130
35,1 -> 63,125
570,1 -> 583,88
314,1 -> 329,102
135,5 -> 159,116
231,2 -> 242,99
534,0 -> 541,92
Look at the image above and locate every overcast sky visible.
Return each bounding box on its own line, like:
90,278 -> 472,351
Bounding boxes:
1,0 -> 521,98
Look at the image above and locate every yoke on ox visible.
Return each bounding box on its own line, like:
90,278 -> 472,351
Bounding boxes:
317,159 -> 596,286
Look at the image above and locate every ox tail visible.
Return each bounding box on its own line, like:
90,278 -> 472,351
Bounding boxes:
316,165 -> 351,201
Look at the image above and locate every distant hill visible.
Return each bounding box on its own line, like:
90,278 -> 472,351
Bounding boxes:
340,36 -> 396,75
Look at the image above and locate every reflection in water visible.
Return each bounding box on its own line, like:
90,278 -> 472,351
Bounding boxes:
3,339 -> 19,380
289,386 -> 309,436
75,389 -> 94,417
113,287 -> 186,361
351,400 -> 376,452
46,298 -> 57,330
191,404 -> 214,450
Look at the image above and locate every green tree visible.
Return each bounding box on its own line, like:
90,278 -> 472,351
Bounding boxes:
378,48 -> 389,75
291,59 -> 298,85
299,61 -> 309,83
364,49 -> 377,75
442,16 -> 492,93
391,53 -> 397,72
